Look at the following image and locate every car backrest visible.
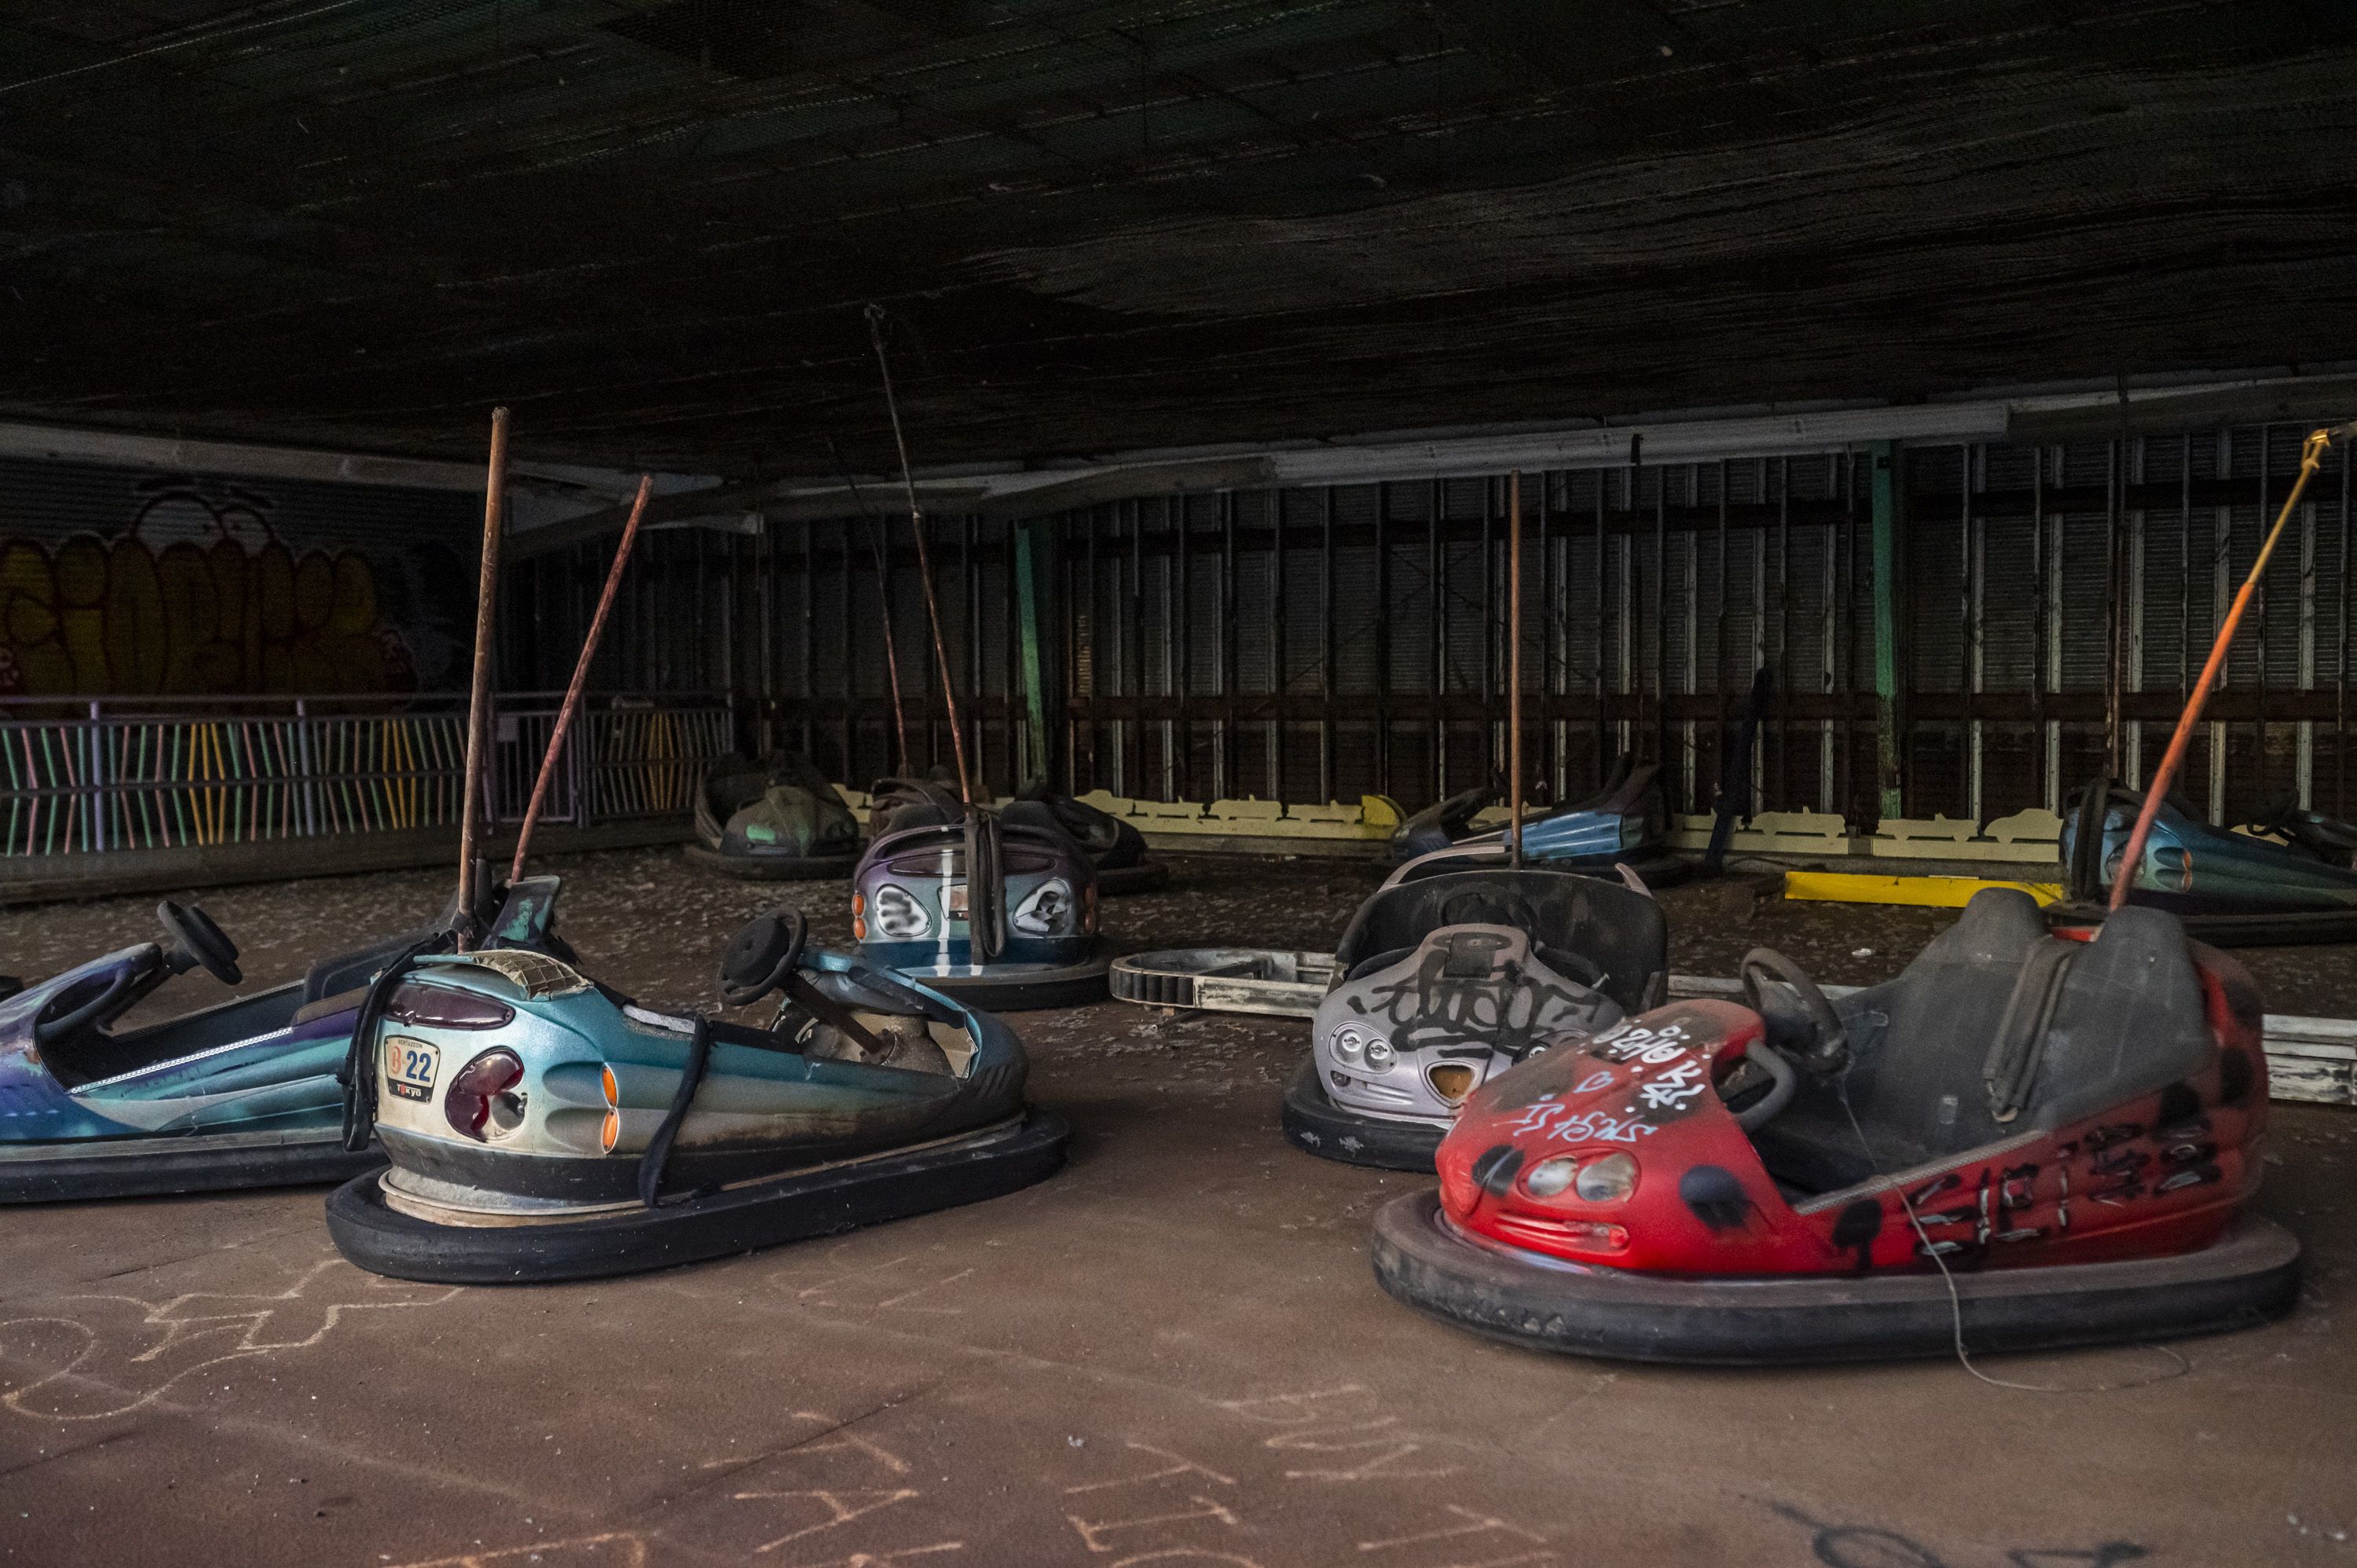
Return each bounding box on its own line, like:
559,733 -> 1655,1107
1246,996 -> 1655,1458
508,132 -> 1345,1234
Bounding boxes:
1331,868 -> 1666,1014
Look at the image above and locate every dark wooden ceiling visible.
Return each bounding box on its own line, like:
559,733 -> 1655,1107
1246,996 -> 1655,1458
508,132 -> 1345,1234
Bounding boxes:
4,0 -> 2355,476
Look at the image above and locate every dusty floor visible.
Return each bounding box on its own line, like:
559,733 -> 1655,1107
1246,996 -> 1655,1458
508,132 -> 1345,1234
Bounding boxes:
1,851 -> 2352,1567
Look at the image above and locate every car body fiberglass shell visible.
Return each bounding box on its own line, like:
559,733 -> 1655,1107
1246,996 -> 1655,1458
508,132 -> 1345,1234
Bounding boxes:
367,946 -> 1029,1212
1312,926 -> 1624,1128
850,820 -> 1098,978
1438,967 -> 2267,1278
1310,870 -> 1670,1138
0,947 -> 351,1146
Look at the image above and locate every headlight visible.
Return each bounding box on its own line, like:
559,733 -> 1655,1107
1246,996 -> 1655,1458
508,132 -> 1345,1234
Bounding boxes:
871,884 -> 930,939
1574,1151 -> 1638,1203
1012,878 -> 1074,936
1363,1037 -> 1395,1071
1524,1156 -> 1577,1196
1330,1025 -> 1365,1065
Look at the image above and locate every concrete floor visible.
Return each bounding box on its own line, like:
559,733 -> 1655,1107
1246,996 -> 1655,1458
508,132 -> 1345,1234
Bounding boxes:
2,851 -> 2352,1567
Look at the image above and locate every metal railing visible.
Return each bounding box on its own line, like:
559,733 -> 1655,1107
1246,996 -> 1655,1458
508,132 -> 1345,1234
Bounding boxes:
0,693 -> 732,858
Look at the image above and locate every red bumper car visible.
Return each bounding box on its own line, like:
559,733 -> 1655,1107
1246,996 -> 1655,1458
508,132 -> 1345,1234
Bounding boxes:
1371,889 -> 2300,1364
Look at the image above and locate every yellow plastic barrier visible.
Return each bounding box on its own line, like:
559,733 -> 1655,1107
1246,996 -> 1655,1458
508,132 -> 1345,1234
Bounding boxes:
1783,870 -> 2065,909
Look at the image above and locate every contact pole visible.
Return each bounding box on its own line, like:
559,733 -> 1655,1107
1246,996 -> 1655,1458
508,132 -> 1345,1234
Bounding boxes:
510,474 -> 650,883
455,407 -> 508,949
2110,423 -> 2353,909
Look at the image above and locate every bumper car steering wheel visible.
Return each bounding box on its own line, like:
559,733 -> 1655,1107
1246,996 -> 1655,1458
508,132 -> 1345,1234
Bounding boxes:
1739,947 -> 1848,1075
720,908 -> 809,1008
157,900 -> 242,984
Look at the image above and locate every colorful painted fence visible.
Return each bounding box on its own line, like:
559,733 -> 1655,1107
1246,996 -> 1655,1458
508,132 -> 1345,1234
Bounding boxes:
0,693 -> 731,857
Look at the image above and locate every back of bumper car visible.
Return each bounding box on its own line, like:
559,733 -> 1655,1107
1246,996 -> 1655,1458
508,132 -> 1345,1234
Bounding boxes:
853,809 -> 1112,1009
327,912 -> 1065,1283
1372,893 -> 2302,1364
0,880 -> 569,1203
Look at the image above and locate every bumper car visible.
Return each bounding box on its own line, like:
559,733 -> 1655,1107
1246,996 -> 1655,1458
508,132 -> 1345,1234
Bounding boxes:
2053,776 -> 2357,945
1014,780 -> 1168,895
687,751 -> 863,880
852,789 -> 1113,1011
1373,888 -> 2300,1364
325,907 -> 1066,1284
1281,869 -> 1669,1171
0,877 -> 569,1203
1391,757 -> 1689,887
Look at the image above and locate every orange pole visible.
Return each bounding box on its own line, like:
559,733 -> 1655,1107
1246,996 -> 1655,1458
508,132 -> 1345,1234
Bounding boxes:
2109,423 -> 2352,910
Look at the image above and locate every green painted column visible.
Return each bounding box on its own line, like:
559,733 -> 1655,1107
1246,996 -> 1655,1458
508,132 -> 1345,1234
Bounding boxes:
1870,441 -> 1904,823
1014,520 -> 1051,784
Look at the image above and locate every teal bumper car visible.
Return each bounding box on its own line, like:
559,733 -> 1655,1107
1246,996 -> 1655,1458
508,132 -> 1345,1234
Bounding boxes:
326,908 -> 1065,1283
0,879 -> 568,1203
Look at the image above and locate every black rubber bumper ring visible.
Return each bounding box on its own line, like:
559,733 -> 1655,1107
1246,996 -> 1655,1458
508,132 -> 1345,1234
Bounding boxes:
1370,1189 -> 2302,1365
327,1110 -> 1069,1285
0,1138 -> 384,1204
1279,1060 -> 1444,1172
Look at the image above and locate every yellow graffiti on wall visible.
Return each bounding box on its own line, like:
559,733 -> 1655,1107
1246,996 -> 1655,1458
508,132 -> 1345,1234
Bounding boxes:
0,484 -> 418,696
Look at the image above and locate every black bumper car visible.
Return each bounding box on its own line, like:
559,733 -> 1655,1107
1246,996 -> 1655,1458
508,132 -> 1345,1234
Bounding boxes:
687,752 -> 863,880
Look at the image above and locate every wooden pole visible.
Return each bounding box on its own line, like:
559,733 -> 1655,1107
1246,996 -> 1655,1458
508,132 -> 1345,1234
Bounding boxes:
509,475 -> 650,883
455,407 -> 508,949
1508,469 -> 1524,867
2110,423 -> 2352,910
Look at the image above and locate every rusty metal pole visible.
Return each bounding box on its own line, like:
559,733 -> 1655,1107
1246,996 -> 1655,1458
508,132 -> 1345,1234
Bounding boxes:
2110,423 -> 2352,910
455,407 -> 508,950
509,475 -> 650,884
1509,470 -> 1524,867
865,304 -> 972,803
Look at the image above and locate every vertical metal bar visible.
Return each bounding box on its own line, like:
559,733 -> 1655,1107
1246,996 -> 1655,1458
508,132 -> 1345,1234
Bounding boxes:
1016,522 -> 1049,786
2342,441 -> 2353,817
2257,424 -> 2272,811
1538,468 -> 1556,799
1270,489 -> 1285,803
1508,471 -> 1523,866
1087,505 -> 1102,789
966,511 -> 983,788
2105,436 -> 2125,778
1222,492 -> 1238,799
1483,475 -> 1497,788
2031,447 -> 2048,810
1178,496 -> 1194,798
1869,440 -> 1903,822
2212,428 -> 2233,821
1777,456 -> 1791,811
1603,464 -> 1622,782
800,518 -> 816,760
1375,483 -> 1391,796
1321,486 -> 1336,802
1957,445 -> 1973,815
2127,437 -> 2147,786
1431,478 -> 1445,801
838,518 -> 855,780
1132,496 -> 1146,799
1653,460 -> 1668,785
1715,460 -> 1730,818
